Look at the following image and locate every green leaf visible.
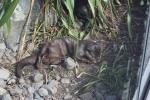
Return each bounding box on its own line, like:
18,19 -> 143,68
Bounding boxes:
96,0 -> 109,28
61,18 -> 69,29
0,0 -> 19,28
6,18 -> 11,32
88,0 -> 96,17
127,0 -> 132,40
64,0 -> 75,27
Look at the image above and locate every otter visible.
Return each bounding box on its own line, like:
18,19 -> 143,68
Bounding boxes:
15,37 -> 101,78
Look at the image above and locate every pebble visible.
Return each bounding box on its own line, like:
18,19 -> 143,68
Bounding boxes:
64,94 -> 72,100
28,87 -> 35,94
45,80 -> 58,94
19,78 -> 25,84
48,86 -> 57,94
0,68 -> 10,80
9,85 -> 23,96
34,92 -> 41,99
2,93 -> 12,100
32,81 -> 44,90
65,57 -> 78,70
61,78 -> 70,84
38,88 -> 49,97
55,75 -> 61,81
0,87 -> 7,95
7,78 -> 16,85
0,79 -> 6,87
25,95 -> 33,100
47,80 -> 59,88
33,72 -> 43,82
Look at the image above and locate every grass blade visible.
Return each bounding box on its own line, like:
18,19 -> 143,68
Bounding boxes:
88,0 -> 96,17
0,0 -> 19,28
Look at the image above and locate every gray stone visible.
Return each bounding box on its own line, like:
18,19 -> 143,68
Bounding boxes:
0,79 -> 6,87
38,88 -> 48,97
47,80 -> 59,88
79,92 -> 96,100
33,73 -> 43,83
32,81 -> 44,90
2,93 -> 12,100
44,80 -> 58,94
9,85 -> 23,96
19,78 -> 25,84
0,87 -> 7,95
28,87 -> 35,94
65,57 -> 78,70
34,92 -> 41,99
7,78 -> 16,85
105,95 -> 117,100
48,86 -> 57,94
0,43 -> 6,50
2,0 -> 31,51
22,88 -> 28,96
61,78 -> 70,84
55,75 -> 61,81
25,95 -> 33,100
64,94 -> 72,100
0,69 -> 10,80
34,98 -> 44,100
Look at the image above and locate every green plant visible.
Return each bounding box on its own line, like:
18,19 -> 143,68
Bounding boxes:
0,0 -> 19,31
75,63 -> 127,94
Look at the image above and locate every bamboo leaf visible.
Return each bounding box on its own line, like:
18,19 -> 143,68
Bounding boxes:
127,0 -> 132,40
88,0 -> 96,17
61,18 -> 69,29
96,0 -> 109,27
6,18 -> 11,32
0,0 -> 19,28
64,0 -> 75,27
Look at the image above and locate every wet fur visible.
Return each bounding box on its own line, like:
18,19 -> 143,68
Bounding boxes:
15,38 -> 101,78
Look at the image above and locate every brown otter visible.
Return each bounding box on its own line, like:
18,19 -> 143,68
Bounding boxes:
15,37 -> 101,78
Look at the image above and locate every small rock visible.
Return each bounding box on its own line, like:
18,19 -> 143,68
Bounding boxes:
48,86 -> 57,94
34,92 -> 41,99
79,92 -> 96,100
25,95 -> 33,100
38,88 -> 48,97
61,78 -> 70,84
28,87 -> 35,94
0,43 -> 6,50
19,78 -> 25,84
2,93 -> 12,100
105,95 -> 117,100
34,98 -> 44,100
0,68 -> 10,80
55,75 -> 61,81
9,85 -> 23,96
22,88 -> 28,96
0,79 -> 6,87
33,72 -> 43,82
0,49 -> 5,58
32,81 -> 44,90
45,80 -> 58,94
47,80 -> 59,88
7,78 -> 16,85
0,87 -> 7,95
65,57 -> 78,70
64,94 -> 72,100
